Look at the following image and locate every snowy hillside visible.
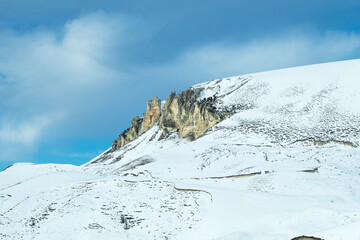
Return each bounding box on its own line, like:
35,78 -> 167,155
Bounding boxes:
1,59 -> 360,240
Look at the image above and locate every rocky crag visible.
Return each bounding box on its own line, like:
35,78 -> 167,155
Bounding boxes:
112,88 -> 229,151
112,96 -> 162,150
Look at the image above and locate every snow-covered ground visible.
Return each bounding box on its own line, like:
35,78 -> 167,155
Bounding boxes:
1,59 -> 360,239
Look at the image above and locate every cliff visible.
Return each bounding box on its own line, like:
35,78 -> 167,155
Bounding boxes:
112,96 -> 161,150
159,88 -> 224,140
112,88 -> 229,151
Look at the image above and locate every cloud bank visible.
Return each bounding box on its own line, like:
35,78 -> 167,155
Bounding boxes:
174,31 -> 360,79
0,11 -> 360,163
0,12 -> 126,161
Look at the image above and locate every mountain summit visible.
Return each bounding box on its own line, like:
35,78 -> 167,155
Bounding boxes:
1,60 -> 360,239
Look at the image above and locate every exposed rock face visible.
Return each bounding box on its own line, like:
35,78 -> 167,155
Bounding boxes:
112,88 -> 229,151
159,88 -> 224,140
112,96 -> 161,150
143,96 -> 162,131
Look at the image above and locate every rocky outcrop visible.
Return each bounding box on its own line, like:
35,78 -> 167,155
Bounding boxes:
112,88 -> 230,151
143,96 -> 162,129
159,88 -> 224,140
112,96 -> 161,150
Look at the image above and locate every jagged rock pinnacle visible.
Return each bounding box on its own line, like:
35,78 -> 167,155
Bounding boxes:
112,96 -> 161,150
112,88 -> 230,151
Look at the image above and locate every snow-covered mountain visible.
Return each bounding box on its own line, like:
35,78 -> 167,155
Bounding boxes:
1,59 -> 360,240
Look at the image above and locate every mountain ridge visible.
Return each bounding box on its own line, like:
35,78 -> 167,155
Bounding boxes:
1,59 -> 360,240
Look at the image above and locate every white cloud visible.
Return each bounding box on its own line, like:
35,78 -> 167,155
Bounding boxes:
173,31 -> 360,79
0,115 -> 56,160
0,12 -> 128,161
62,12 -> 131,61
0,117 -> 48,144
1,13 -> 122,90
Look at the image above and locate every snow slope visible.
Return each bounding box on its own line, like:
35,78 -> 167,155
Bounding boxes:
1,59 -> 360,240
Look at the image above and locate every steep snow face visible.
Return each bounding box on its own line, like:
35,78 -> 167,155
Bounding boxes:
1,59 -> 360,240
197,59 -> 360,114
195,59 -> 360,147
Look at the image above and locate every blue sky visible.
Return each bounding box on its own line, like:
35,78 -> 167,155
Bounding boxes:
1,0 -> 360,170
